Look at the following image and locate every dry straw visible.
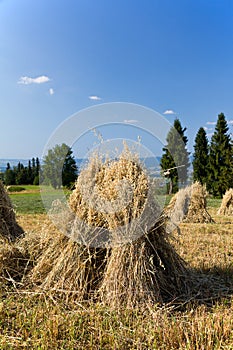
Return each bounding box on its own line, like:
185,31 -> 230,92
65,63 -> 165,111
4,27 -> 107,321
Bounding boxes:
0,181 -> 24,242
0,241 -> 30,290
26,147 -> 190,307
218,188 -> 233,215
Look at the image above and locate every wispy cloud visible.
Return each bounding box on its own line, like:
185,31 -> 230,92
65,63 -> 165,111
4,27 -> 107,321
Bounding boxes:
204,126 -> 213,131
206,121 -> 216,125
18,75 -> 50,85
123,119 -> 139,123
89,95 -> 101,101
227,119 -> 233,124
163,109 -> 176,115
49,88 -> 54,95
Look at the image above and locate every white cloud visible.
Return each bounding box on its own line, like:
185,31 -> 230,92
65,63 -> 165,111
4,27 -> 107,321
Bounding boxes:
18,75 -> 50,85
204,126 -> 213,131
123,119 -> 139,123
89,95 -> 101,101
49,88 -> 54,95
163,109 -> 176,115
206,121 -> 216,125
227,120 -> 233,124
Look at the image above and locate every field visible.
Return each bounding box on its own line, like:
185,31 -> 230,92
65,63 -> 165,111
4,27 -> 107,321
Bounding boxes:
1,187 -> 233,349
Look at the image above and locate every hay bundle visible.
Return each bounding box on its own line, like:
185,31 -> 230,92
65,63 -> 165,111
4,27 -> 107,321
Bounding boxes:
0,181 -> 24,242
183,182 -> 213,223
218,188 -> 233,215
166,182 -> 213,228
28,149 -> 190,307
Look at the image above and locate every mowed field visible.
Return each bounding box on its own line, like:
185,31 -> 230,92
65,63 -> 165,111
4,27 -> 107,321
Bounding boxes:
1,186 -> 233,349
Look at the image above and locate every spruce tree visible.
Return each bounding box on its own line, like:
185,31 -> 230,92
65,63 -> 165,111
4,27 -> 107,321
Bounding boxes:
192,127 -> 209,185
160,118 -> 190,193
207,113 -> 233,197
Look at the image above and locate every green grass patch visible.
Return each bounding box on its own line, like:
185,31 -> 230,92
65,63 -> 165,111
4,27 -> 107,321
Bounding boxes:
10,192 -> 46,214
207,197 -> 222,208
9,186 -> 71,214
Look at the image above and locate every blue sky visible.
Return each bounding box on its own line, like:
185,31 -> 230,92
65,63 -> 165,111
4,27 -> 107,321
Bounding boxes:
1,0 -> 233,159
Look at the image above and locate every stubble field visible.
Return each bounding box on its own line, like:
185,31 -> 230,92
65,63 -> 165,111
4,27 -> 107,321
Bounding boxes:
1,191 -> 233,349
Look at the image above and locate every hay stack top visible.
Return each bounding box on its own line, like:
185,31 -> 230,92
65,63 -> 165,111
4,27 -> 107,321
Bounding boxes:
69,152 -> 149,231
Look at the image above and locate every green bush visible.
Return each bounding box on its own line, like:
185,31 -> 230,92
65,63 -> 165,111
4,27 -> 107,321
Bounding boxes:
7,186 -> 25,192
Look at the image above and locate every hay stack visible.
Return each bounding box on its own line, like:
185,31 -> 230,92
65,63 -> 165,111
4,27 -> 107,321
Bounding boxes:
166,182 -> 213,228
28,149 -> 190,307
183,182 -> 213,223
0,181 -> 24,242
218,189 -> 233,215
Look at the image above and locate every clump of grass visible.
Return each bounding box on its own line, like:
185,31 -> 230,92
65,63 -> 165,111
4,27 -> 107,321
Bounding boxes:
217,188 -> 233,215
0,181 -> 24,242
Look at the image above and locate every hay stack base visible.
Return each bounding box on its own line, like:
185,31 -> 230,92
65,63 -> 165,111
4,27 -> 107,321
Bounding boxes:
98,219 -> 189,308
218,189 -> 233,215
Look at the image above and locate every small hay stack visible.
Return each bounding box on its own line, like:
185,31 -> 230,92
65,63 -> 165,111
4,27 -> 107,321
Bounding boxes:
165,182 -> 213,228
0,181 -> 24,242
28,149 -> 190,307
183,182 -> 213,223
218,189 -> 233,215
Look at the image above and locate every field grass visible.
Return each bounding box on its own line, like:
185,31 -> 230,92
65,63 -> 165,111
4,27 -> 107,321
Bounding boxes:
9,185 -> 70,214
2,189 -> 233,349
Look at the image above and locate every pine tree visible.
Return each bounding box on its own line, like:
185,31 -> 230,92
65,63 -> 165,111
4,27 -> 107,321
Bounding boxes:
192,127 -> 209,185
4,162 -> 15,185
160,118 -> 190,194
207,113 -> 233,197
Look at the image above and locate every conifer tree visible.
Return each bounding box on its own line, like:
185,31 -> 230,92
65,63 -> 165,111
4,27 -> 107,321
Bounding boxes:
207,113 -> 233,197
192,127 -> 209,185
160,118 -> 190,193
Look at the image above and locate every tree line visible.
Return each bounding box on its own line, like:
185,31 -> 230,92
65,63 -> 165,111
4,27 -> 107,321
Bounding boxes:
4,157 -> 40,186
3,143 -> 78,189
160,112 -> 233,197
3,113 -> 233,197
